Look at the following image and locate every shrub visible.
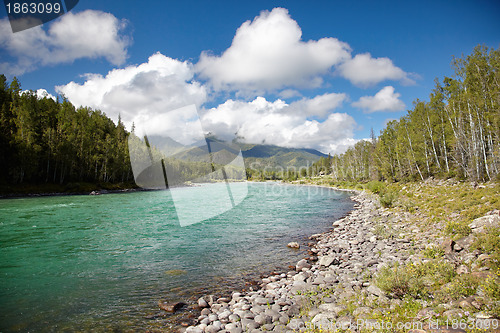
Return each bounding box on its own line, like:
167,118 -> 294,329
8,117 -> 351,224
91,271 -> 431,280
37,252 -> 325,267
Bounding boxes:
380,191 -> 398,208
375,262 -> 424,298
366,181 -> 386,194
375,260 -> 456,299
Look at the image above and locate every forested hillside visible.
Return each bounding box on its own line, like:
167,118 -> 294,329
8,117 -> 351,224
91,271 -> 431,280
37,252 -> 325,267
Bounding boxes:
0,75 -> 133,189
317,46 -> 500,182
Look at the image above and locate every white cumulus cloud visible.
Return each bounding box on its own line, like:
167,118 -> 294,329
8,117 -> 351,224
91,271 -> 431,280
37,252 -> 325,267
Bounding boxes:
0,10 -> 130,76
200,96 -> 356,154
288,92 -> 347,118
338,53 -> 414,87
352,86 -> 406,113
56,52 -> 207,134
196,7 -> 351,92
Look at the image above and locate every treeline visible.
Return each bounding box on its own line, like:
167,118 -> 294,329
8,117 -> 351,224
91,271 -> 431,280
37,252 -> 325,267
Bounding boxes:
316,45 -> 500,182
246,155 -> 333,181
0,75 -> 133,187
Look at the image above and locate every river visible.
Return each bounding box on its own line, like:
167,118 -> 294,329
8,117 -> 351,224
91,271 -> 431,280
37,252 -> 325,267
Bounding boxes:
0,182 -> 353,332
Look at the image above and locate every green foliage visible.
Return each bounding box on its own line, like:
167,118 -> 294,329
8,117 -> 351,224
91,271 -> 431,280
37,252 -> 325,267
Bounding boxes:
295,287 -> 335,316
320,45 -> 500,183
422,246 -> 445,259
375,260 -> 456,299
380,190 -> 398,208
441,274 -> 479,300
445,221 -> 472,239
365,180 -> 386,194
481,269 -> 500,317
472,227 -> 500,272
0,76 -> 133,189
375,262 -> 425,298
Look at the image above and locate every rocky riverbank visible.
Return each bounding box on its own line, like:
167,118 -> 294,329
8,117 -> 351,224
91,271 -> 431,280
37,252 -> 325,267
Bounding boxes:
177,190 -> 396,333
167,181 -> 500,333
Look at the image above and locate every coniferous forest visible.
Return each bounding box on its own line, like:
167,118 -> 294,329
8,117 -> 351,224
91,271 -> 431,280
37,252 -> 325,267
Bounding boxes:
311,46 -> 500,183
0,75 -> 133,191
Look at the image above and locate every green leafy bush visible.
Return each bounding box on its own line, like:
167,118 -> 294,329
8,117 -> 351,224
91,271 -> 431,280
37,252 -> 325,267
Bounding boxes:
380,191 -> 398,208
366,181 -> 386,194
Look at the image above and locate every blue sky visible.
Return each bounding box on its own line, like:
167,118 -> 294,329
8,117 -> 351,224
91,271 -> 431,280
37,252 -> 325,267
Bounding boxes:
1,0 -> 499,154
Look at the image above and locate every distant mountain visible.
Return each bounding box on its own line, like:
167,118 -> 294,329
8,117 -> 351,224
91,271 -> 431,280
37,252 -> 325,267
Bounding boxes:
146,135 -> 327,169
240,144 -> 327,169
146,135 -> 185,156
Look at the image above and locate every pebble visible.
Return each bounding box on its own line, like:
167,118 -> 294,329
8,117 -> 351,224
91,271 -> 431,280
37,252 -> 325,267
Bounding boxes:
180,189 -> 493,333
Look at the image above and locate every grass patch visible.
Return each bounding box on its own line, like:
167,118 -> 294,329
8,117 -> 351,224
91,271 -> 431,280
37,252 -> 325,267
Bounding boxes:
422,245 -> 445,259
472,227 -> 500,271
481,268 -> 500,318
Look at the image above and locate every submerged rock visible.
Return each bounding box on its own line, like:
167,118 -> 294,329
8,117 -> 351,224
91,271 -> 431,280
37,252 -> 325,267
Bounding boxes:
287,242 -> 300,249
158,300 -> 186,313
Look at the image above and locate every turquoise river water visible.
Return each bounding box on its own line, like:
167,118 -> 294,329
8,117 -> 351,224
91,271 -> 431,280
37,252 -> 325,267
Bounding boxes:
0,182 -> 353,332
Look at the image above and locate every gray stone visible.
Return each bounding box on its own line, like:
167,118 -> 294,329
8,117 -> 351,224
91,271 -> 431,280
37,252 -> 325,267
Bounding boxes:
243,311 -> 255,319
264,309 -> 280,322
228,314 -> 240,323
367,284 -> 385,297
469,214 -> 500,233
336,316 -> 354,330
261,323 -> 275,331
205,325 -> 219,333
352,306 -> 371,317
443,309 -> 465,319
296,259 -> 311,271
254,314 -> 272,325
287,242 -> 300,249
225,323 -> 243,333
279,313 -> 290,325
318,303 -> 345,315
286,304 -> 300,316
198,297 -> 209,308
186,327 -> 203,333
416,307 -> 438,320
254,297 -> 271,306
311,313 -> 336,327
218,309 -> 231,320
241,318 -> 259,330
319,256 -> 335,267
287,318 -> 305,330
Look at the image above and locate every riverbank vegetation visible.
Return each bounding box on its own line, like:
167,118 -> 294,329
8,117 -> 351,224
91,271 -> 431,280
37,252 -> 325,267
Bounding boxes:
254,45 -> 500,184
294,176 -> 500,331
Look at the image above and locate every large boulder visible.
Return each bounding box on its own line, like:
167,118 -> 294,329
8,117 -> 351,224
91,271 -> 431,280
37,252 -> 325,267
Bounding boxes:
469,211 -> 500,233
